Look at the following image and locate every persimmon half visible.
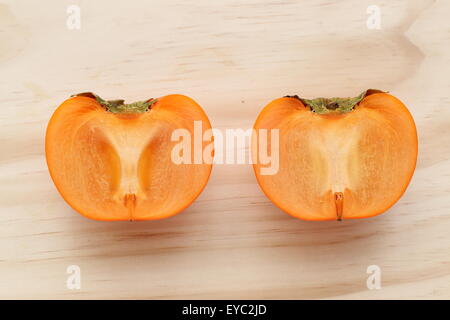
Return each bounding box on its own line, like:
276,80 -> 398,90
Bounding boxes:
46,93 -> 213,221
252,90 -> 417,221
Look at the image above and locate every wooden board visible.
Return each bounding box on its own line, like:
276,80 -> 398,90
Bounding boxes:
1,0 -> 449,299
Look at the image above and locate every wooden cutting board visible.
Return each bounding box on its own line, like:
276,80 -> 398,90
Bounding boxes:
1,0 -> 449,299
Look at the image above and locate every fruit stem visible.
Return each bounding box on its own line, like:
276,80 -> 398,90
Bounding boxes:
73,92 -> 157,114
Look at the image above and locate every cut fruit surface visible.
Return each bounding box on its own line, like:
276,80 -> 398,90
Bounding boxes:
46,93 -> 213,221
252,91 -> 417,221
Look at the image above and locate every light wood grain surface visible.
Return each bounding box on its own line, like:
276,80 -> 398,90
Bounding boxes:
1,0 -> 449,299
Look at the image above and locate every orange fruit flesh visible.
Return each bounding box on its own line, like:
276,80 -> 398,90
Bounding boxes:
46,95 -> 212,221
253,93 -> 417,220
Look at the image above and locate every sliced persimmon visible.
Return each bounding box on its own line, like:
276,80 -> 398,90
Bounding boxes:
252,90 -> 418,221
46,93 -> 213,221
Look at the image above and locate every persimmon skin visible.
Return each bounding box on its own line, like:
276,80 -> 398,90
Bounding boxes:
46,94 -> 213,221
252,92 -> 418,221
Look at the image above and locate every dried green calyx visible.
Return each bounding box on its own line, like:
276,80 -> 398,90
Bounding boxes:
289,89 -> 384,114
73,92 -> 157,114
